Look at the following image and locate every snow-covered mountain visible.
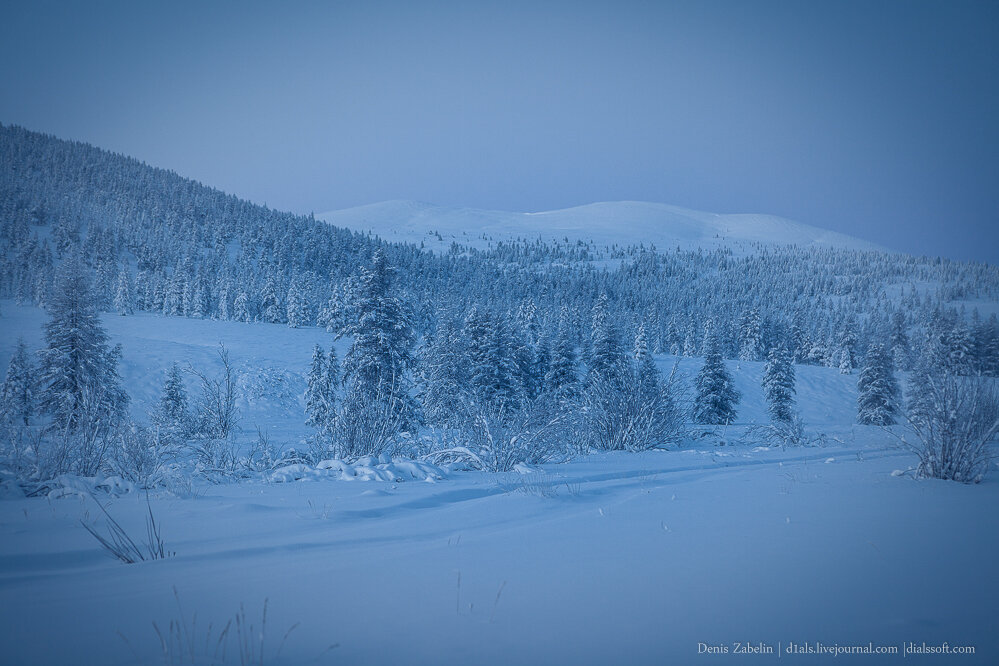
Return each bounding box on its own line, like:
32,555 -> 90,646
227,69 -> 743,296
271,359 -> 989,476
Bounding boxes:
318,200 -> 885,254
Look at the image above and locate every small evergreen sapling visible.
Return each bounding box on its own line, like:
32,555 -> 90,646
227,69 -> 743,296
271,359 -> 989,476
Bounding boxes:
857,343 -> 899,425
693,333 -> 740,425
1,338 -> 35,426
762,344 -> 796,423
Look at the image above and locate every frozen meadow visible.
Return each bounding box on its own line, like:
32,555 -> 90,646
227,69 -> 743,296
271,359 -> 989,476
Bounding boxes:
1,302 -> 996,664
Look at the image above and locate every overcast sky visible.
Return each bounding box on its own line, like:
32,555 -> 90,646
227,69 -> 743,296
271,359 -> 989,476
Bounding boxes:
1,0 -> 997,261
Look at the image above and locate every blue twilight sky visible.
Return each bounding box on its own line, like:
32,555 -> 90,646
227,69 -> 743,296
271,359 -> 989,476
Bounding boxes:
1,0 -> 997,261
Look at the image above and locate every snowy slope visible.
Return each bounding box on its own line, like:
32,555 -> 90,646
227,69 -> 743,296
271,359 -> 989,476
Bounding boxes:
318,200 -> 886,254
0,302 -> 860,444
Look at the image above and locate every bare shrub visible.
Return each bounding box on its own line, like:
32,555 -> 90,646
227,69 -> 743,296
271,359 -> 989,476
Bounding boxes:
316,395 -> 409,461
106,423 -> 170,488
899,372 -> 999,483
426,397 -> 571,472
746,414 -> 826,449
581,363 -> 686,452
189,435 -> 241,479
190,344 -> 240,440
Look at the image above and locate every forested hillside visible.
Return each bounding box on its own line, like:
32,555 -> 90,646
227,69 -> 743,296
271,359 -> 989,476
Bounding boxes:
3,123 -> 997,376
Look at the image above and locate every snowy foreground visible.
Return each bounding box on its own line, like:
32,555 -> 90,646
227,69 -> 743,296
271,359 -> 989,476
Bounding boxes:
1,304 -> 997,664
1,444 -> 997,665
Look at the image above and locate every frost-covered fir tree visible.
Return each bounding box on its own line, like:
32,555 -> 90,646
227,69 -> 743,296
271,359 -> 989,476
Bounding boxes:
511,321 -> 539,402
339,250 -> 417,432
905,337 -> 943,427
1,338 -> 35,425
738,309 -> 764,361
545,328 -> 579,400
260,276 -> 283,324
693,332 -> 740,425
943,324 -> 974,374
762,344 -> 795,422
233,291 -> 252,322
113,269 -> 133,315
152,362 -> 190,444
325,346 -> 340,397
889,310 -> 911,370
38,255 -> 129,434
318,281 -> 352,335
857,343 -> 899,425
463,308 -> 521,414
837,325 -> 858,374
587,296 -> 629,391
789,317 -> 811,364
633,324 -> 659,400
305,344 -> 331,430
187,281 -> 206,319
631,323 -> 682,448
287,281 -> 309,328
417,316 -> 469,427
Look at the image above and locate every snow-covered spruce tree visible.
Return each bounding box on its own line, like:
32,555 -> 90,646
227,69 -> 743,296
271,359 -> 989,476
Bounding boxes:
512,323 -> 539,402
38,255 -> 129,434
533,334 -> 551,397
325,346 -> 339,407
762,344 -> 795,423
857,343 -> 899,426
113,269 -> 133,315
837,325 -> 858,374
545,329 -> 579,402
693,332 -> 740,425
417,315 -> 469,428
789,316 -> 811,365
580,300 -> 636,450
586,297 -> 629,392
151,362 -> 190,446
463,307 -> 521,416
260,275 -> 283,324
738,309 -> 764,361
335,250 -> 417,456
889,310 -> 911,371
1,338 -> 35,426
286,281 -> 307,328
318,280 -> 353,336
36,255 -> 129,474
305,344 -> 330,431
233,291 -> 252,322
629,323 -> 684,449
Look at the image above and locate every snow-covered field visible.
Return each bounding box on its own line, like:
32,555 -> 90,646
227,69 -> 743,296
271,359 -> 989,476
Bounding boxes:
1,302 -> 997,664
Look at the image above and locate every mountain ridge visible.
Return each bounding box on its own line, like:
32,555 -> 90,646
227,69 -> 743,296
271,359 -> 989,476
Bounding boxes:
318,199 -> 888,254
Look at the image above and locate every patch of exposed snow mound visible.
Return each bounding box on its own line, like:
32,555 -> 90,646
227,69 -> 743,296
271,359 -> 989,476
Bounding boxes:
268,457 -> 445,483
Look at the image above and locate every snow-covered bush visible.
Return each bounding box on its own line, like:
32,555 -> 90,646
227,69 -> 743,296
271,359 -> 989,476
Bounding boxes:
425,397 -> 571,472
580,376 -> 684,452
901,372 -> 999,483
746,414 -> 825,449
106,423 -> 170,488
580,319 -> 686,452
189,435 -> 240,479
